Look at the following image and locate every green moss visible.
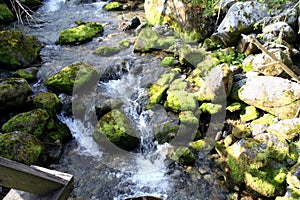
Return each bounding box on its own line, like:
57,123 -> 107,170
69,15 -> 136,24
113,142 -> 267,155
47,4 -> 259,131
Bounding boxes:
240,106 -> 259,122
12,67 -> 39,81
155,122 -> 179,144
94,46 -> 121,56
170,147 -> 195,166
44,62 -> 98,94
0,131 -> 46,165
32,92 -> 62,118
93,109 -> 140,151
245,172 -> 277,197
231,123 -> 252,139
189,139 -> 206,152
0,30 -> 41,69
0,78 -> 31,110
179,46 -> 206,66
161,56 -> 177,66
164,90 -> 197,112
59,22 -> 104,44
119,39 -> 131,48
226,102 -> 242,112
199,103 -> 222,114
103,2 -> 123,11
251,114 -> 275,125
2,109 -> 49,138
179,111 -> 198,125
147,84 -> 168,109
0,3 -> 14,23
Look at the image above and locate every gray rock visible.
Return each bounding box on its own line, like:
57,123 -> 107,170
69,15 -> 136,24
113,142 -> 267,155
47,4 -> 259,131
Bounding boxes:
262,22 -> 296,43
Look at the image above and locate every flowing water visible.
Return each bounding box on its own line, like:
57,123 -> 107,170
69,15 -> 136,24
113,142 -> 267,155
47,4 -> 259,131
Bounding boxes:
5,0 -> 229,199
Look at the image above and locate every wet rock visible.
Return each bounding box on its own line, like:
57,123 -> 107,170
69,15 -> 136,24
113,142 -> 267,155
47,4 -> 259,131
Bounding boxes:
134,27 -> 176,52
168,146 -> 195,166
2,109 -> 49,138
124,196 -> 163,200
103,1 -> 123,11
31,92 -> 62,118
93,46 -> 121,57
0,3 -> 14,24
213,1 -> 268,46
238,76 -> 300,119
44,62 -> 99,94
267,118 -> 300,141
12,67 -> 39,82
118,39 -> 131,48
58,21 -> 104,44
93,109 -> 140,151
0,30 -> 41,70
0,78 -> 31,110
119,16 -> 141,31
155,121 -> 179,144
0,131 -> 47,165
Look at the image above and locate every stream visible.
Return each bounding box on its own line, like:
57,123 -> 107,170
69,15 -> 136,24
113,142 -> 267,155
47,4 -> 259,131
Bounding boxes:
5,0 -> 229,199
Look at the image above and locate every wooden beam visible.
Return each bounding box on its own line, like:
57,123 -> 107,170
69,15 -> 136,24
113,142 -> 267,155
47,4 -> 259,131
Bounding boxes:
0,156 -> 73,199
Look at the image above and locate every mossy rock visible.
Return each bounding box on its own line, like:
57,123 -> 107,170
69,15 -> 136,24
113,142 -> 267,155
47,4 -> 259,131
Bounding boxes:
134,28 -> 176,52
0,78 -> 31,110
12,67 -> 39,82
0,131 -> 47,165
179,46 -> 206,66
231,123 -> 252,139
164,90 -> 197,112
189,139 -> 206,152
119,39 -> 131,48
0,3 -> 14,24
31,92 -> 62,118
240,106 -> 259,122
155,122 -> 179,144
226,102 -> 242,112
2,109 -> 49,138
0,30 -> 42,70
59,21 -> 104,44
251,114 -> 275,126
169,147 -> 195,166
93,46 -> 121,56
103,2 -> 123,11
161,57 -> 177,66
179,111 -> 198,125
93,109 -> 140,151
44,62 -> 98,94
199,103 -> 223,115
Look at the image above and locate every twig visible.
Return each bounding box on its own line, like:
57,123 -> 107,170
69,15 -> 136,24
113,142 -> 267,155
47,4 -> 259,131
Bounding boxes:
242,34 -> 300,83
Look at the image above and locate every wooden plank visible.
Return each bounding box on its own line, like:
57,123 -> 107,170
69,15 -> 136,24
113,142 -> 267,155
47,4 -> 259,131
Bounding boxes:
0,157 -> 68,196
3,166 -> 73,200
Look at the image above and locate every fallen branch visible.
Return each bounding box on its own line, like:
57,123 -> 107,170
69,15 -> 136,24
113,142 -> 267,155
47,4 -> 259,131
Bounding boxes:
242,34 -> 300,83
9,0 -> 35,24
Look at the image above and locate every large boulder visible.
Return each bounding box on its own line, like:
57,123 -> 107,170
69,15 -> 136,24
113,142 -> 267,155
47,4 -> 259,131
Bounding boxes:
0,30 -> 42,70
238,76 -> 300,119
0,131 -> 47,165
144,0 -> 216,41
93,109 -> 140,151
213,1 -> 268,46
0,78 -> 31,110
2,109 -> 49,138
44,62 -> 98,94
0,3 -> 14,24
58,21 -> 104,44
31,92 -> 62,118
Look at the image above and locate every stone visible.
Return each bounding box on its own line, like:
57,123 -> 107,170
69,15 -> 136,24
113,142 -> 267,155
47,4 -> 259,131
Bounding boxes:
286,161 -> 300,197
0,78 -> 31,110
267,118 -> 300,141
238,76 -> 300,119
0,30 -> 41,70
160,56 -> 177,67
44,62 -> 98,94
103,1 -> 123,11
2,109 -> 49,138
240,106 -> 259,122
0,3 -> 14,24
93,109 -> 140,151
199,103 -> 223,115
0,131 -> 47,165
31,92 -> 62,118
226,102 -> 242,112
262,22 -> 296,43
118,39 -> 131,48
93,46 -> 121,56
169,146 -> 195,166
213,1 -> 268,46
58,21 -> 104,44
12,67 -> 39,82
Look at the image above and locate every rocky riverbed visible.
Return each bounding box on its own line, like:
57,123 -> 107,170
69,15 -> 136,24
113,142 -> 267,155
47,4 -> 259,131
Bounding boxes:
1,0 -> 300,199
